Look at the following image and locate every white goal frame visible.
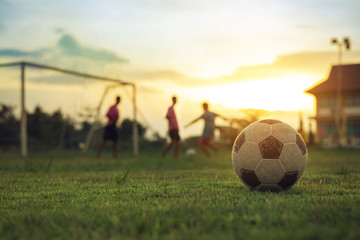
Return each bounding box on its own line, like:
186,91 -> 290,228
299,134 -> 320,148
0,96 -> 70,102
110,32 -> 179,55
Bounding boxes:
0,61 -> 139,157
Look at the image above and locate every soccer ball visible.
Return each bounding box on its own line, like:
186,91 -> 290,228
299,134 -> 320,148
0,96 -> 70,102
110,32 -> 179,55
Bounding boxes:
232,119 -> 307,191
186,148 -> 196,157
78,142 -> 86,150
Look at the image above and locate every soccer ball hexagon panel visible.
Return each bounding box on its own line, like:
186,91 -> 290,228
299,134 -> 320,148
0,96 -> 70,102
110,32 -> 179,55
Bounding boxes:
232,119 -> 307,191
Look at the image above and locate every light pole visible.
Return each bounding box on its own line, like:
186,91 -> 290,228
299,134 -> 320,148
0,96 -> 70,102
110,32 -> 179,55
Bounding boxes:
331,37 -> 351,147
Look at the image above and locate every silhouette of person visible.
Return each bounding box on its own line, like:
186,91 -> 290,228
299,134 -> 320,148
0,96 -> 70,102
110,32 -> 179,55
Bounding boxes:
185,102 -> 227,158
308,123 -> 315,146
162,96 -> 180,158
97,96 -> 121,158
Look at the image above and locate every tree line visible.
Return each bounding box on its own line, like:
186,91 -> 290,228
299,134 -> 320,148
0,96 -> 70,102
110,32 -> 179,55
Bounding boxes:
0,103 -> 164,152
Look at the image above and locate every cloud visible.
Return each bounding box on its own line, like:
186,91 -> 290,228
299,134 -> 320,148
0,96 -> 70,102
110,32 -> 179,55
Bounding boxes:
0,48 -> 45,57
28,74 -> 86,86
227,50 -> 360,82
272,51 -> 339,74
138,85 -> 163,95
107,50 -> 360,88
104,64 -> 203,87
0,31 -> 129,64
57,33 -> 129,63
225,51 -> 339,81
0,31 -> 130,86
0,1 -> 13,21
295,24 -> 312,30
123,68 -> 198,85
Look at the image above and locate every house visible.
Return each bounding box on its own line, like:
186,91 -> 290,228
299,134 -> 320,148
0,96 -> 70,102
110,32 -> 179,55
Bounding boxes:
305,63 -> 360,147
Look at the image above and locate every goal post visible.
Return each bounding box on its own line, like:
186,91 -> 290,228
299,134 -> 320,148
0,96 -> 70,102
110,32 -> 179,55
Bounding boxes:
0,61 -> 139,157
21,62 -> 27,157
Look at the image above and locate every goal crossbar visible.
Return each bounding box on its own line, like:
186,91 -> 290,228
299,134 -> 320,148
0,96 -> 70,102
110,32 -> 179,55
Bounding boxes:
0,61 -> 139,157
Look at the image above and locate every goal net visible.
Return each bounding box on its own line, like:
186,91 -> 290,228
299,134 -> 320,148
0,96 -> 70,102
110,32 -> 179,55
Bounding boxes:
0,62 -> 138,157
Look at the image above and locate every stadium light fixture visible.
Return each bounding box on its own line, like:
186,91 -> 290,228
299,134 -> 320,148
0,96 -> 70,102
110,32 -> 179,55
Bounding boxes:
344,37 -> 351,50
330,37 -> 351,147
331,38 -> 338,44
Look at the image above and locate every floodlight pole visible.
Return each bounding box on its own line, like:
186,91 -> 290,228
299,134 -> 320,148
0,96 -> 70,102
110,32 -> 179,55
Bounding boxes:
20,62 -> 27,157
331,37 -> 351,147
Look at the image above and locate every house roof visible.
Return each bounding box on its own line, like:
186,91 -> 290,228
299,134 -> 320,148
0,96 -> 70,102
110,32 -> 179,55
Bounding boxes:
305,63 -> 360,95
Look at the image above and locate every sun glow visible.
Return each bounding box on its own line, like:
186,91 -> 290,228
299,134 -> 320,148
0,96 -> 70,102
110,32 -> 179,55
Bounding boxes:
184,75 -> 316,112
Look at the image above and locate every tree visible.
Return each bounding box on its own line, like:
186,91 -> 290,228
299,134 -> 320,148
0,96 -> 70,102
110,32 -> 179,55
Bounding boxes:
118,119 -> 146,140
26,106 -> 82,150
0,104 -> 19,147
218,108 -> 270,146
0,105 -> 151,152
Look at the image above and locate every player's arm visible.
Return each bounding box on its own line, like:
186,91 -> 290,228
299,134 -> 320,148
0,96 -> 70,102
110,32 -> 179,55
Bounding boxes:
184,116 -> 201,128
106,111 -> 112,120
220,115 -> 228,121
214,112 -> 228,121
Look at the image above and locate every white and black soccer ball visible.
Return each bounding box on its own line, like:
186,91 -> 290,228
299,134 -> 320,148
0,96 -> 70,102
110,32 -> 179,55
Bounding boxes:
186,148 -> 196,157
232,119 -> 307,191
78,142 -> 86,150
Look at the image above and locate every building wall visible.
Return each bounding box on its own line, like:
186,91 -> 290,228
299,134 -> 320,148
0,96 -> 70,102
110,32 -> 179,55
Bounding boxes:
315,91 -> 360,147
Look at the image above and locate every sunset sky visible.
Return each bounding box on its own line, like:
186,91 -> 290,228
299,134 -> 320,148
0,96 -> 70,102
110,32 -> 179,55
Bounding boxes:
1,0 -> 360,138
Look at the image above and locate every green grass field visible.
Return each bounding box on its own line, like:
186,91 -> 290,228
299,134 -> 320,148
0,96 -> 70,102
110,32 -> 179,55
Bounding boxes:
0,147 -> 359,240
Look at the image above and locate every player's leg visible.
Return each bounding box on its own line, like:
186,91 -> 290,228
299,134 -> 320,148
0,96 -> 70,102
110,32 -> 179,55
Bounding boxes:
162,140 -> 174,157
98,125 -> 111,158
198,137 -> 211,158
206,140 -> 218,151
202,128 -> 217,152
173,139 -> 180,158
162,130 -> 179,158
173,130 -> 180,158
112,140 -> 118,158
112,125 -> 118,158
97,140 -> 106,158
162,130 -> 174,157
